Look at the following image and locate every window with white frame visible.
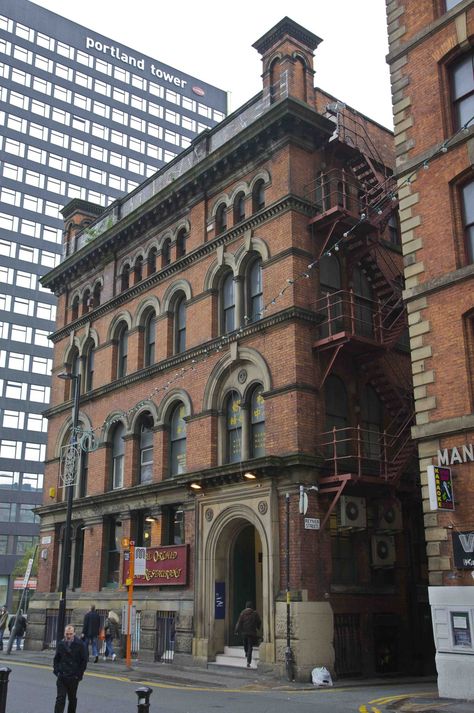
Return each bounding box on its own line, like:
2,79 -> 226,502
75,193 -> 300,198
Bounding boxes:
20,219 -> 41,238
4,138 -> 25,157
8,353 -> 29,371
2,410 -> 24,429
10,325 -> 32,344
29,384 -> 50,403
16,271 -> 36,290
0,239 -> 15,258
24,169 -> 44,188
5,381 -> 27,399
26,413 -> 47,432
33,329 -> 49,347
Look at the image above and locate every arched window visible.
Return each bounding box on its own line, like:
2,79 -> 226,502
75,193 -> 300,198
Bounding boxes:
175,295 -> 186,354
250,385 -> 265,458
144,311 -> 156,367
252,180 -> 265,212
324,375 -> 349,456
176,229 -> 186,258
82,289 -> 91,316
247,257 -> 263,323
226,390 -> 242,463
319,254 -> 343,337
215,203 -> 227,234
169,404 -> 186,476
162,239 -> 171,267
111,423 -> 125,489
222,272 -> 235,334
134,256 -> 143,283
147,246 -> 158,275
138,413 -> 154,484
71,296 -> 79,321
116,323 -> 128,378
353,266 -> 374,338
72,524 -> 84,589
84,339 -> 95,392
387,214 -> 400,246
121,263 -> 130,291
361,384 -> 383,459
78,447 -> 88,499
66,347 -> 80,399
233,192 -> 246,224
93,282 -> 101,307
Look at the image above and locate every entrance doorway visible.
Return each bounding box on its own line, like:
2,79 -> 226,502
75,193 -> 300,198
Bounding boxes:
230,523 -> 262,646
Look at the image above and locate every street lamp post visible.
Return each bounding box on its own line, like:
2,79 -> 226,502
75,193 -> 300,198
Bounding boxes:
56,371 -> 81,647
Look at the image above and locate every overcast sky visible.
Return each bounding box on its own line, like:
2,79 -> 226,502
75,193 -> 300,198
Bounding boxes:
32,0 -> 393,129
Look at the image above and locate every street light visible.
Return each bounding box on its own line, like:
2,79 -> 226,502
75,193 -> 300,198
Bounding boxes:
56,370 -> 81,648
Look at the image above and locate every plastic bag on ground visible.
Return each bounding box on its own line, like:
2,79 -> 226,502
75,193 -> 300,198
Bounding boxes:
311,666 -> 333,687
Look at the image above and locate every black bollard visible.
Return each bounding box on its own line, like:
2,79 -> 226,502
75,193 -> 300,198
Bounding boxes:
0,667 -> 11,713
136,686 -> 152,713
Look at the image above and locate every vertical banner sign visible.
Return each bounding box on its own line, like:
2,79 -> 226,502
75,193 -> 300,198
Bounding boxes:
215,581 -> 225,620
134,547 -> 146,576
427,465 -> 455,511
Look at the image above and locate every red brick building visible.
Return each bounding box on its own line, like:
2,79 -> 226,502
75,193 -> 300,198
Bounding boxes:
31,17 -> 431,679
386,0 -> 474,700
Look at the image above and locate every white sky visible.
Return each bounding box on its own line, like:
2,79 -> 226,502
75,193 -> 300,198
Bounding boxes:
32,0 -> 393,130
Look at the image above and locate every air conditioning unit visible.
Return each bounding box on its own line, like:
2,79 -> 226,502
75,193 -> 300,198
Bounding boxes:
377,500 -> 402,532
371,535 -> 396,567
337,495 -> 367,529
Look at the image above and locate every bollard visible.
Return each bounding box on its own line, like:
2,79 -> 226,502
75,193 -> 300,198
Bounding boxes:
0,667 -> 11,713
136,686 -> 152,713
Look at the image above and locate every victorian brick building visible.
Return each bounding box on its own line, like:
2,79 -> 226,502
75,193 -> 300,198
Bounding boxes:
31,17 -> 431,679
386,0 -> 474,700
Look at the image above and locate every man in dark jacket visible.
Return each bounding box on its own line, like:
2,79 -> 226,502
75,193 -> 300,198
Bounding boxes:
234,601 -> 261,668
53,624 -> 87,713
81,603 -> 101,663
8,609 -> 27,650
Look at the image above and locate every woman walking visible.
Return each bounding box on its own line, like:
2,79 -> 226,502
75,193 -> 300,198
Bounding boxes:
103,610 -> 120,661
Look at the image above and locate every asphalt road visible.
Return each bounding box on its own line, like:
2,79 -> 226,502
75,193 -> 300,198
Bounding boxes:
2,659 -> 438,713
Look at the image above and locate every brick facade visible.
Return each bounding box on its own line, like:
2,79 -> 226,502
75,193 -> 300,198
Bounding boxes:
31,17 -> 432,680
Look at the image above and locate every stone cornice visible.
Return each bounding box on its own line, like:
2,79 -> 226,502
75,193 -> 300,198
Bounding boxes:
49,193 -> 314,343
403,261 -> 474,302
42,98 -> 333,293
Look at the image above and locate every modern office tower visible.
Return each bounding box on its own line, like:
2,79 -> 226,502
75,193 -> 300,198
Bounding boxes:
385,0 -> 474,701
0,0 -> 227,607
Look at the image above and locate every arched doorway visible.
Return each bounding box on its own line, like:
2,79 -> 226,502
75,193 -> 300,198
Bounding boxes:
230,523 -> 263,645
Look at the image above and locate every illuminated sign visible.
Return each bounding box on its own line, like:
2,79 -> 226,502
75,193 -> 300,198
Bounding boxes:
123,545 -> 188,586
427,465 -> 455,511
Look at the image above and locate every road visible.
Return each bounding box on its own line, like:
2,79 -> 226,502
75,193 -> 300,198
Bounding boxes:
1,659 -> 437,713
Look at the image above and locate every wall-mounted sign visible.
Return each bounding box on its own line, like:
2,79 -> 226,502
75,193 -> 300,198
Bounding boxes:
13,577 -> 37,590
123,545 -> 188,586
452,531 -> 474,569
438,444 -> 474,466
215,581 -> 225,620
304,517 -> 320,530
427,465 -> 455,511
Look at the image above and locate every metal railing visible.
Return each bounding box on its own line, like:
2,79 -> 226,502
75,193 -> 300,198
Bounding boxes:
314,290 -> 390,344
155,611 -> 175,663
319,424 -> 411,480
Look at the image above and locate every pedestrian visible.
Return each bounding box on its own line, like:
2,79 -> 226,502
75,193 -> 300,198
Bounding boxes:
81,603 -> 101,663
234,600 -> 261,668
103,610 -> 119,661
53,624 -> 87,713
8,609 -> 27,650
0,605 -> 8,651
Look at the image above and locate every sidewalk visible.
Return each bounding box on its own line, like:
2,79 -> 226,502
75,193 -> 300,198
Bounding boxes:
1,649 -> 472,713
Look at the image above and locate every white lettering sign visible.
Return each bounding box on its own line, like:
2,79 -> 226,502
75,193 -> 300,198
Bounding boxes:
459,534 -> 474,553
134,547 -> 147,576
85,38 -> 188,89
438,444 -> 474,465
304,517 -> 320,530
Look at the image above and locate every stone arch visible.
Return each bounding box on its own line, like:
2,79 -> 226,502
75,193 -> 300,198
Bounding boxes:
133,296 -> 161,328
101,411 -> 130,442
129,400 -> 159,432
210,193 -> 231,217
106,310 -> 133,341
173,219 -> 191,240
249,170 -> 271,193
234,236 -> 270,273
202,347 -> 271,412
194,494 -> 277,661
229,182 -> 250,202
161,279 -> 192,312
78,328 -> 99,354
54,411 -> 95,458
203,253 -> 237,292
157,388 -> 193,425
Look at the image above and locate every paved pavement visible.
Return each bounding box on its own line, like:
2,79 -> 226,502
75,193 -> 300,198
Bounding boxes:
0,649 -> 472,713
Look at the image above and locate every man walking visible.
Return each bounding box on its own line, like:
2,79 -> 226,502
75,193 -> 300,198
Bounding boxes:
0,605 -> 8,650
8,609 -> 27,650
53,624 -> 87,713
234,601 -> 261,668
82,604 -> 101,663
